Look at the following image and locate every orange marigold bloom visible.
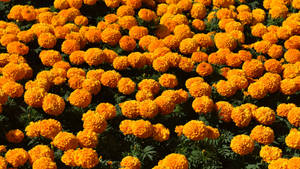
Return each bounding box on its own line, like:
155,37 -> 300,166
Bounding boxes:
82,111 -> 107,133
53,0 -> 69,9
17,30 -> 34,43
24,87 -> 47,108
156,153 -> 188,169
264,59 -> 283,74
152,123 -> 170,142
119,119 -> 134,135
84,27 -> 101,44
25,121 -> 41,138
193,33 -> 214,48
68,75 -> 85,90
287,107 -> 300,127
155,95 -> 176,115
101,28 -> 122,46
191,52 -> 208,63
268,158 -> 289,169
6,129 -> 24,143
51,131 -> 78,151
138,79 -> 160,95
2,81 -> 24,98
6,41 -> 29,56
119,36 -> 136,52
39,119 -> 62,139
120,156 -> 141,169
100,70 -> 122,88
285,128 -> 300,149
215,101 -> 233,122
287,157 -> 300,169
138,8 -> 156,22
253,107 -> 276,125
190,3 -> 207,19
192,19 -> 206,31
259,145 -> 282,163
280,79 -> 298,95
129,26 -> 148,40
153,56 -> 170,72
185,77 -> 204,89
61,39 -> 80,55
38,33 -> 57,49
250,125 -> 274,145
28,145 -> 54,164
84,48 -> 106,66
277,26 -> 292,40
61,149 -> 76,167
226,53 -> 243,67
242,59 -> 264,78
95,102 -> 116,120
214,33 -> 237,50
253,40 -> 272,54
5,148 -> 29,167
132,119 -> 154,138
231,106 -> 252,128
66,0 -> 82,9
215,80 -> 237,97
116,5 -> 135,17
128,52 -> 147,69
196,62 -> 213,77
259,73 -> 281,94
135,90 -> 154,102
269,5 -> 288,19
104,0 -> 121,8
276,103 -> 296,117
73,148 -> 99,168
158,74 -> 178,88
86,69 -> 104,81
53,61 -> 71,71
120,100 -> 140,118
82,78 -> 101,95
2,62 -> 25,81
262,32 -> 278,44
230,135 -> 254,155
32,157 -> 57,169
77,129 -> 98,148
117,77 -> 136,95
39,50 -> 62,67
188,81 -> 211,98
251,23 -> 268,38
173,24 -> 193,41
192,96 -> 214,114
118,16 -> 137,30
247,81 -> 268,99
182,120 -> 208,140
179,38 -> 198,55
113,56 -> 129,70
139,35 -> 158,51
284,49 -> 300,64
139,100 -> 159,119
42,93 -> 65,116
68,89 -> 92,108
228,75 -> 249,90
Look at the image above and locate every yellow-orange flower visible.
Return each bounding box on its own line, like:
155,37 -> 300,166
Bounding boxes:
285,128 -> 300,149
120,156 -> 141,169
82,111 -> 107,134
100,70 -> 122,88
192,96 -> 214,114
259,145 -> 282,163
5,148 -> 28,167
230,135 -> 254,155
28,145 -> 54,164
42,93 -> 65,116
157,153 -> 189,169
5,129 -> 24,143
250,125 -> 274,145
139,99 -> 159,118
117,77 -> 136,95
68,89 -> 92,108
77,129 -> 98,148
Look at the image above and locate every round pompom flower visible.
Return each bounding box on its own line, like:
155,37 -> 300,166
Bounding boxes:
118,16 -> 138,30
73,148 -> 99,168
157,153 -> 189,169
139,100 -> 159,119
101,28 -> 122,46
285,128 -> 300,149
82,78 -> 101,95
253,107 -> 276,125
95,103 -> 116,120
28,145 -> 54,164
5,129 -> 24,143
82,111 -> 107,134
242,59 -> 264,78
51,132 -> 78,151
138,8 -> 156,22
24,87 -> 47,108
120,100 -> 139,118
215,101 -> 233,123
128,52 -> 147,69
268,158 -> 289,169
32,157 -> 57,169
287,107 -> 300,127
117,77 -> 136,95
154,95 -> 176,115
215,80 -> 237,97
230,135 -> 255,155
192,96 -> 214,114
38,33 -> 57,49
39,119 -> 62,139
39,50 -> 62,67
2,81 -> 24,98
76,129 -> 98,148
138,79 -> 160,95
6,41 -> 29,56
119,35 -> 136,52
84,48 -> 106,66
129,26 -> 148,40
183,120 -> 208,141
132,119 -> 154,138
259,145 -> 282,163
247,81 -> 268,100
152,123 -> 170,142
5,148 -> 29,167
61,39 -> 80,55
179,38 -> 198,55
100,70 -> 122,88
158,74 -> 178,88
214,33 -> 237,50
135,90 -> 154,102
190,3 -> 207,19
120,156 -> 141,169
196,62 -> 213,77
276,103 -> 296,117
68,89 -> 92,108
152,57 -> 170,72
250,125 -> 274,145
287,157 -> 300,169
119,120 -> 134,135
231,106 -> 252,128
280,79 -> 298,95
42,93 -> 65,116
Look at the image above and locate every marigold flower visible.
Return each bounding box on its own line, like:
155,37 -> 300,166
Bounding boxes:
196,62 -> 213,76
25,121 -> 40,138
132,119 -> 154,138
287,157 -> 300,169
155,95 -> 176,115
39,50 -> 62,67
28,145 -> 54,164
247,81 -> 268,99
82,78 -> 101,95
68,89 -> 92,108
259,73 -> 281,94
68,75 -> 85,90
231,105 -> 253,128
242,59 -> 264,78
152,123 -> 170,142
158,74 -> 178,88
179,38 -> 198,55
83,28 -> 101,44
37,33 -> 56,49
259,145 -> 282,163
5,148 -> 28,167
251,23 -> 268,38
95,103 -> 116,120
192,96 -> 214,114
0,34 -> 18,47
119,119 -> 134,135
252,107 -> 276,125
190,3 -> 207,19
192,52 -> 208,64
284,49 -> 300,64
277,26 -> 293,40
82,111 -> 107,133
157,153 -> 189,169
264,59 -> 283,74
101,28 -> 121,46
120,100 -> 140,118
128,52 -> 147,69
5,129 -> 24,143
138,8 -> 156,22
73,148 -> 99,168
138,79 -> 160,95
136,90 -> 154,102
61,149 -> 76,167
268,158 -> 289,169
2,81 -> 24,98
287,107 -> 300,127
24,87 -> 47,108
51,132 -> 78,151
118,16 -> 137,30
86,69 -> 104,81
188,81 -> 211,98
32,157 -> 57,169
120,156 -> 141,169
83,48 -> 106,66
276,103 -> 296,117
61,39 -> 80,55
182,120 -> 208,140
39,119 -> 62,139
6,41 -> 29,56
185,77 -> 204,89
230,135 -> 254,155
215,101 -> 233,122
254,40 -> 272,54
42,93 -> 65,116
214,33 -> 237,50
215,80 -> 237,97
2,63 -> 25,81
100,70 -> 122,88
280,79 -> 298,95
250,125 -> 274,145
117,77 -> 136,95
193,33 -> 214,48
116,5 -> 135,17
119,36 -> 136,52
76,129 -> 98,148
286,128 -> 300,149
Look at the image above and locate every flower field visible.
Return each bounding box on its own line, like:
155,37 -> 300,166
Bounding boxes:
0,0 -> 300,168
